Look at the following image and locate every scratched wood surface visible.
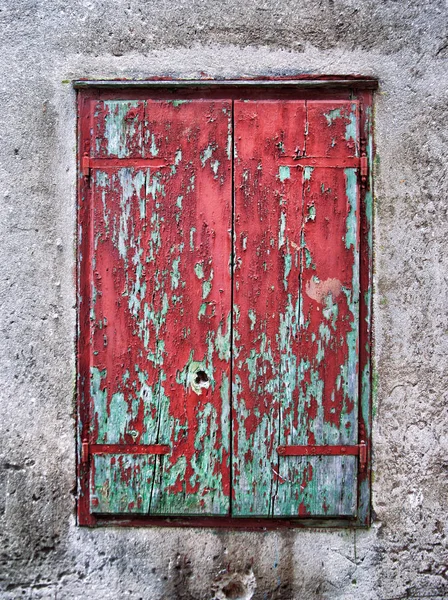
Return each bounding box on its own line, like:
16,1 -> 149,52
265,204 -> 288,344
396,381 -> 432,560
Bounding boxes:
86,99 -> 232,515
232,100 -> 360,517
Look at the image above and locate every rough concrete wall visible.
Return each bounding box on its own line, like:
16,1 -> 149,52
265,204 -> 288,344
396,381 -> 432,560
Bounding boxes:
1,1 -> 447,598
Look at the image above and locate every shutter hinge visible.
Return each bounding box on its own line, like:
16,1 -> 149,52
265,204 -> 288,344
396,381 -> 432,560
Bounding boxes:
82,153 -> 91,180
81,440 -> 90,465
277,442 -> 368,472
358,441 -> 367,473
360,138 -> 368,189
358,422 -> 368,473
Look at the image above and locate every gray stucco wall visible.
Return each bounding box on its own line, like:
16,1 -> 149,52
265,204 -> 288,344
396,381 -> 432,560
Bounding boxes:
1,1 -> 447,598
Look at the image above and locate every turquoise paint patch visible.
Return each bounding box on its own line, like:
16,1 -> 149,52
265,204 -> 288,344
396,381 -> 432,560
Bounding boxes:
215,313 -> 231,361
108,392 -> 131,443
170,149 -> 182,176
90,281 -> 97,321
169,100 -> 190,107
220,373 -> 230,453
128,248 -> 146,316
316,322 -> 331,363
139,291 -> 170,353
283,252 -> 292,290
146,172 -> 164,200
278,212 -> 286,249
146,339 -> 166,366
91,367 -> 107,442
227,118 -> 232,160
279,166 -> 290,182
211,160 -> 220,176
305,248 -> 313,269
248,309 -> 256,331
171,256 -> 181,290
344,169 -> 358,250
202,279 -> 212,300
194,262 -> 204,279
322,293 -> 339,330
189,227 -> 196,250
200,144 -> 217,167
116,169 -> 136,261
175,197 -> 183,224
345,106 -> 357,143
303,166 -> 314,181
92,454 -> 156,514
245,349 -> 259,392
324,108 -> 341,125
340,315 -> 359,404
150,133 -> 159,157
186,174 -> 195,194
104,100 -> 140,158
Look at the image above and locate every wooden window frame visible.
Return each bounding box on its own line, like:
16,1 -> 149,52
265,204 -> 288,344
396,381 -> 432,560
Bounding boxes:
75,76 -> 377,528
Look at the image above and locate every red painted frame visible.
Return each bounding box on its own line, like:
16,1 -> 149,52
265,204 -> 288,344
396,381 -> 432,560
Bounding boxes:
76,76 -> 377,528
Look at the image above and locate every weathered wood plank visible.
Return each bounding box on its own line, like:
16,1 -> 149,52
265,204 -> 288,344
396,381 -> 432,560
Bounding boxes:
232,100 -> 307,516
91,454 -> 156,514
87,99 -> 232,515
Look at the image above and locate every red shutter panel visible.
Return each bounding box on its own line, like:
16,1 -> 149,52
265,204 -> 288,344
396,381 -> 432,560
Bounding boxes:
232,100 -> 361,517
79,99 -> 232,518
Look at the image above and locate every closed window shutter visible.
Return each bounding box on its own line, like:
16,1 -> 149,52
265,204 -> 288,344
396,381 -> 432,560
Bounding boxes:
78,89 -> 371,525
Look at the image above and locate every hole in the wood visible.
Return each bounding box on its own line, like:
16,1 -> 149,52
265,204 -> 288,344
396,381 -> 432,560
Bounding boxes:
195,370 -> 209,384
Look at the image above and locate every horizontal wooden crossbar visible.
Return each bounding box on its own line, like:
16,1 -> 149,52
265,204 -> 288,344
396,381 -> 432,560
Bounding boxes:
82,156 -> 168,175
82,155 -> 360,175
277,444 -> 361,456
85,444 -> 171,456
277,444 -> 367,472
278,157 -> 360,168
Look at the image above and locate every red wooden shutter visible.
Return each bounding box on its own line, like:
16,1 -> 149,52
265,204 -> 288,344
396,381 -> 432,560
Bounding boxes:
78,99 -> 232,518
232,100 -> 362,517
78,86 -> 372,525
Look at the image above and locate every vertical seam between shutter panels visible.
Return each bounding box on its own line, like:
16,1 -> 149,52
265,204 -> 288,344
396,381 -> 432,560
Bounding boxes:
229,99 -> 235,517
